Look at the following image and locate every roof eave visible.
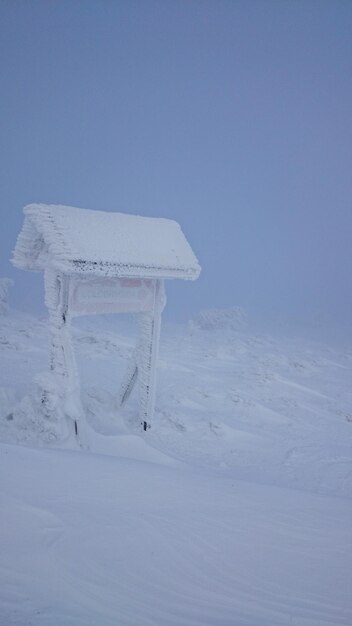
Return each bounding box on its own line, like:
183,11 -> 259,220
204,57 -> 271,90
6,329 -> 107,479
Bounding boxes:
61,259 -> 201,281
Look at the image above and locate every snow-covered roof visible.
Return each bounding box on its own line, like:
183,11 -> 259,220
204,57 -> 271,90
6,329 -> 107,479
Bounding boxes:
12,204 -> 201,280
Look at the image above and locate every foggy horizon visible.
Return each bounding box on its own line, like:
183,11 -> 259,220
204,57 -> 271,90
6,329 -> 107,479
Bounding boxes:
1,1 -> 351,338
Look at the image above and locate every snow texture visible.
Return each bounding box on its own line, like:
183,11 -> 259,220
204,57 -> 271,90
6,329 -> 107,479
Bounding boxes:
1,309 -> 352,625
1,442 -> 351,626
12,204 -> 201,280
189,306 -> 248,332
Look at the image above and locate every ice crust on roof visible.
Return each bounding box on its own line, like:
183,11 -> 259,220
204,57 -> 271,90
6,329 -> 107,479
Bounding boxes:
13,204 -> 201,280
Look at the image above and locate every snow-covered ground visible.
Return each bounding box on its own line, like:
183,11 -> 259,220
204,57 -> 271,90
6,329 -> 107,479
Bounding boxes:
1,308 -> 351,625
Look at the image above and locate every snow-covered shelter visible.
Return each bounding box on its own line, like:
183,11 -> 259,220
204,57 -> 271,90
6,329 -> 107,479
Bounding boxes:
13,203 -> 200,443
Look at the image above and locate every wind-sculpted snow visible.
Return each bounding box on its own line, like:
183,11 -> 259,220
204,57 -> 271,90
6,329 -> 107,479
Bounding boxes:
188,306 -> 248,332
0,442 -> 351,626
0,310 -> 351,496
0,310 -> 352,624
152,325 -> 352,498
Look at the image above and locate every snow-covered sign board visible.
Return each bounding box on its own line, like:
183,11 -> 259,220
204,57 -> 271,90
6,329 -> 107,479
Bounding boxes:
70,278 -> 155,315
12,203 -> 200,445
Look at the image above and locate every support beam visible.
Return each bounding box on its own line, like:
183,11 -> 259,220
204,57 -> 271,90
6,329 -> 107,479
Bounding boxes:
118,349 -> 138,407
137,280 -> 166,429
43,268 -> 85,444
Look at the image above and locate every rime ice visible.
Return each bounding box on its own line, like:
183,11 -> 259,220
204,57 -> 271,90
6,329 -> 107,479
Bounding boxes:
12,204 -> 200,443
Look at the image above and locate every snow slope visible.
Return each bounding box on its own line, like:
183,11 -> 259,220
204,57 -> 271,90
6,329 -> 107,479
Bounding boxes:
0,309 -> 351,624
1,442 -> 351,626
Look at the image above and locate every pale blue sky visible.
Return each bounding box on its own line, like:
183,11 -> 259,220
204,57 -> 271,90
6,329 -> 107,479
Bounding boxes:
1,0 -> 351,332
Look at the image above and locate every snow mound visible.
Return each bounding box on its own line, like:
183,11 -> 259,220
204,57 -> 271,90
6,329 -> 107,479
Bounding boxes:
6,372 -> 72,445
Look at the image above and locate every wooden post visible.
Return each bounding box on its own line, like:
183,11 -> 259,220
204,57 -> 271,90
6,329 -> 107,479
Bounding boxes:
44,268 -> 85,443
137,280 -> 165,429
